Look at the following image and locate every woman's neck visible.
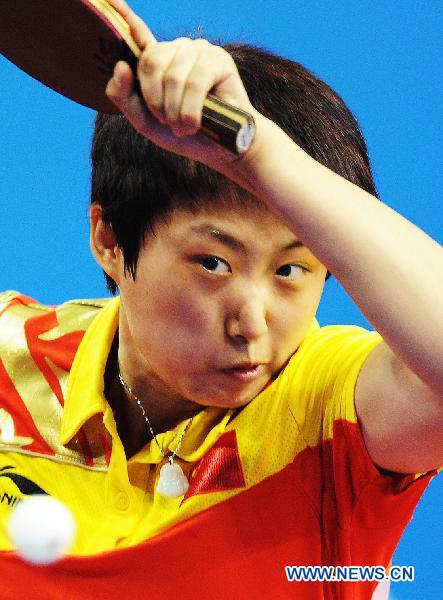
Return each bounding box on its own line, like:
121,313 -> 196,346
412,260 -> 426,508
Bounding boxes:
104,335 -> 202,458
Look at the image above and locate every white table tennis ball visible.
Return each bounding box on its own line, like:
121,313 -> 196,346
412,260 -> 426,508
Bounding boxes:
7,495 -> 76,565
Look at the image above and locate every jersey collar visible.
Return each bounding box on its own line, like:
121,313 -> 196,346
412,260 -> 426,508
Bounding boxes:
60,296 -> 120,444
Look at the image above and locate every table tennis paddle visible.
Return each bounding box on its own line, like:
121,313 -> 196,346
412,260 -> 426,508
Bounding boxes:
0,0 -> 255,154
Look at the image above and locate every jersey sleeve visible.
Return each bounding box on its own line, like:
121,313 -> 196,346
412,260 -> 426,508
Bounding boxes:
287,324 -> 383,438
283,324 -> 437,565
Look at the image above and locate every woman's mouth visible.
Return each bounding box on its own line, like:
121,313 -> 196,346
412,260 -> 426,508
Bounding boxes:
220,363 -> 266,383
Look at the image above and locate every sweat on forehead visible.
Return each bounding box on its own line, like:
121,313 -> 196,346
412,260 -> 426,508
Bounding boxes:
148,185 -> 271,240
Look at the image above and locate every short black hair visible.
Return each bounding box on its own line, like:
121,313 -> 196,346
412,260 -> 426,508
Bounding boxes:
91,43 -> 378,294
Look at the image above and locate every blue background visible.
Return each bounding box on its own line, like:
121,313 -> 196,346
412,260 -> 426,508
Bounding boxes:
0,1 -> 441,597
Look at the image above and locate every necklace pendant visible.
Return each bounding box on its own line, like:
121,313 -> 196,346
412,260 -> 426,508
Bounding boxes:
156,461 -> 189,498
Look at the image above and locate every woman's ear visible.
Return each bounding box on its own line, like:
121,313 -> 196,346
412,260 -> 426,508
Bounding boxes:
89,204 -> 122,285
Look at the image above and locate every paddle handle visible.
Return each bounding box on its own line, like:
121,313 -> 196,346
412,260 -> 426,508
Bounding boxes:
201,94 -> 256,155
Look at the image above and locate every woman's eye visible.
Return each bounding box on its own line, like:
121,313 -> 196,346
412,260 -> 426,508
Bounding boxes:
198,256 -> 231,274
275,264 -> 304,280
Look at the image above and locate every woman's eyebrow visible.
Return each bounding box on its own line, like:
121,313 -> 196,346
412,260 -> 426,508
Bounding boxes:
282,240 -> 305,251
188,223 -> 305,253
188,224 -> 246,252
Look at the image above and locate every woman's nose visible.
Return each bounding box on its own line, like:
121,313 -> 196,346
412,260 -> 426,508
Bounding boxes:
225,296 -> 268,343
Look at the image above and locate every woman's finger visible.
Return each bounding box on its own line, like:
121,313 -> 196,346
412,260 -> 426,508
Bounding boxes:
106,61 -> 150,125
106,0 -> 157,51
160,39 -> 201,126
137,43 -> 179,123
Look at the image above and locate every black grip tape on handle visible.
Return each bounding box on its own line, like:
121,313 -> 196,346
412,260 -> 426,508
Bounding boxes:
201,94 -> 255,155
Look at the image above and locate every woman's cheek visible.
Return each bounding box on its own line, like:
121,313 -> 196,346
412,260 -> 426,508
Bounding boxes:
156,284 -> 218,335
145,298 -> 218,363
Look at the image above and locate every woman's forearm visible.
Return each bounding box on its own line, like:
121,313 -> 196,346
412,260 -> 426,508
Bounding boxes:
240,115 -> 443,393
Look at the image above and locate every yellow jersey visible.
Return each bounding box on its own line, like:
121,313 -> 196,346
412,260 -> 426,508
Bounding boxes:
0,291 -> 435,599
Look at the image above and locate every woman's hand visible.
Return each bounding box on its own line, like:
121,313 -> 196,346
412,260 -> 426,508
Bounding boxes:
105,0 -> 262,171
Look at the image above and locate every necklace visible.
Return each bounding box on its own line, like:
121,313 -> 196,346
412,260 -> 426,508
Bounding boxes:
118,371 -> 193,498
